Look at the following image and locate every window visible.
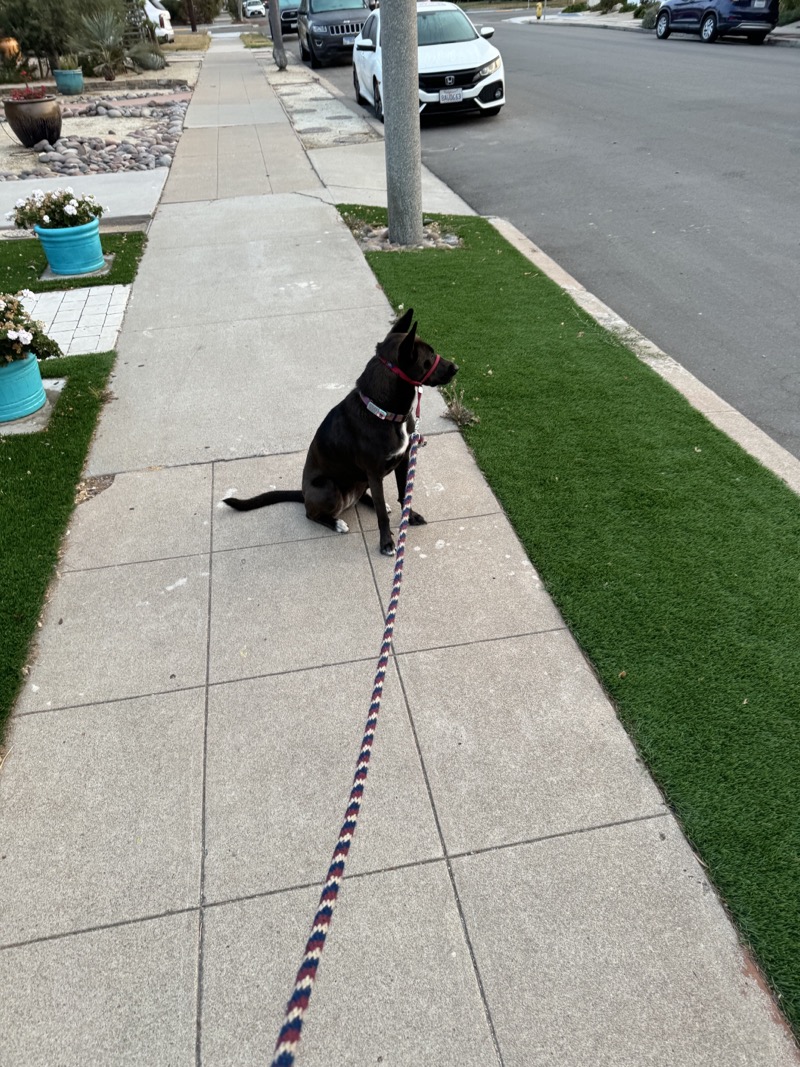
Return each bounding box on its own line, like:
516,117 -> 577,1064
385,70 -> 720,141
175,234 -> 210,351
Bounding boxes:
417,9 -> 477,45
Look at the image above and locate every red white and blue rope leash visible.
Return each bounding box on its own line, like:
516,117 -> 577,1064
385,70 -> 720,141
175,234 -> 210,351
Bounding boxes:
271,431 -> 423,1067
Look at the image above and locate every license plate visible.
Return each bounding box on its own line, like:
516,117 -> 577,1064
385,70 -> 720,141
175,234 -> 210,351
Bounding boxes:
753,1 -> 766,6
343,35 -> 356,44
439,88 -> 463,104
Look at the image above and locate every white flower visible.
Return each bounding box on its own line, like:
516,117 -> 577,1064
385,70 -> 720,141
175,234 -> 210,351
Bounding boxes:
68,198 -> 78,207
15,198 -> 25,208
64,204 -> 78,216
19,289 -> 34,299
7,330 -> 18,340
42,214 -> 50,224
0,301 -> 6,312
4,211 -> 13,221
64,187 -> 74,195
18,330 -> 33,346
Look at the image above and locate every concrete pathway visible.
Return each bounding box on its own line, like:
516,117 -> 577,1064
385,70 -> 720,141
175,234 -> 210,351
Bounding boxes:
1,39 -> 798,1067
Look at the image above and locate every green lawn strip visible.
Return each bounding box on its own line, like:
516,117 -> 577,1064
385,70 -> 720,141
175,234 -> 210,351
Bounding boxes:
0,352 -> 115,741
0,232 -> 146,294
340,206 -> 800,1033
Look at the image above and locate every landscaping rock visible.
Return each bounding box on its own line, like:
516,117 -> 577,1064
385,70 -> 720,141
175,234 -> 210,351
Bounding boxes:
0,92 -> 189,180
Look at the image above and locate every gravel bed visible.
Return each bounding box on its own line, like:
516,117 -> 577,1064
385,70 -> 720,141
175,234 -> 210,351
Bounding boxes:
0,90 -> 189,182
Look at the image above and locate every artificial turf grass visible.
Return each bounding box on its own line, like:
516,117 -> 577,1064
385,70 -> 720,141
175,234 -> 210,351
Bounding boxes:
0,352 -> 115,742
0,232 -> 146,294
339,206 -> 800,1035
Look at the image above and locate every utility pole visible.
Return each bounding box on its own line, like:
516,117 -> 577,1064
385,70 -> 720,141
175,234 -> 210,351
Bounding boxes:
269,0 -> 287,68
380,0 -> 422,246
186,0 -> 198,32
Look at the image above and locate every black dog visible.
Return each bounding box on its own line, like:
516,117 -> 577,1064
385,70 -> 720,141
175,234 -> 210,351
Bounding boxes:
223,308 -> 458,555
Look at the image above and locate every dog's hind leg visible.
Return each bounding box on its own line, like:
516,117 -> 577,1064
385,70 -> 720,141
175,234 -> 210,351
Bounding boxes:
304,479 -> 350,534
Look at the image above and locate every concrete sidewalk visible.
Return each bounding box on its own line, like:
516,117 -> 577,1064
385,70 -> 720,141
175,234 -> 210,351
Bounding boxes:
1,38 -> 798,1067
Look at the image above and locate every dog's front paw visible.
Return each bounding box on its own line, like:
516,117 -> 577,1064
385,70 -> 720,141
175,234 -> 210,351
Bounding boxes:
408,509 -> 427,526
334,519 -> 349,534
380,538 -> 396,556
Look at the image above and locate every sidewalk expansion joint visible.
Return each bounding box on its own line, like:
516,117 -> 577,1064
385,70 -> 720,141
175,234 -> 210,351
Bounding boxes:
391,651 -> 507,1065
0,812 -> 673,955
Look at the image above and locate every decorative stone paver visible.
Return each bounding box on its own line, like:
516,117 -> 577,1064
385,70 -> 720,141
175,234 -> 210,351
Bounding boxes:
23,285 -> 130,355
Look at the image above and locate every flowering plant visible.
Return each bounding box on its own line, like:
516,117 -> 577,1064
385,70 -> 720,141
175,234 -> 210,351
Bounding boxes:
9,72 -> 49,101
6,189 -> 108,231
0,292 -> 61,365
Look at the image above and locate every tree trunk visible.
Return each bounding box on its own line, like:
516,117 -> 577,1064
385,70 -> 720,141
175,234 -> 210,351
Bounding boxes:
381,0 -> 423,245
269,0 -> 287,69
186,0 -> 199,33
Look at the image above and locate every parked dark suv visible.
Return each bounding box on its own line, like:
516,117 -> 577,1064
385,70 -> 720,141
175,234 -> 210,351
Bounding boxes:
269,0 -> 300,37
655,0 -> 778,43
298,0 -> 369,67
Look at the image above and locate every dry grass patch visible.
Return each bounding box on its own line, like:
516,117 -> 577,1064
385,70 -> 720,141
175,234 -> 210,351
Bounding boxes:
162,33 -> 211,51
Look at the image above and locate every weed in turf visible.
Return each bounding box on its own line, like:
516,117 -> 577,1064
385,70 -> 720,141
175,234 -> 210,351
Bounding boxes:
441,384 -> 480,427
338,204 -> 800,1038
0,232 -> 146,294
0,351 -> 115,741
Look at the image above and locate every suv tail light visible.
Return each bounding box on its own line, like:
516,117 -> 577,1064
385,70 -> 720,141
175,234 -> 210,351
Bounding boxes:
159,14 -> 165,27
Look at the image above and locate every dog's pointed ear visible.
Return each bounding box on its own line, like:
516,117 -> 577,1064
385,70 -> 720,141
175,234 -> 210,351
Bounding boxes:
390,307 -> 414,336
397,321 -> 418,366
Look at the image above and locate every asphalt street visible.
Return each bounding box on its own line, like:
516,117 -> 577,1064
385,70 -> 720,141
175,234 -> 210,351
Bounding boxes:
321,23 -> 800,460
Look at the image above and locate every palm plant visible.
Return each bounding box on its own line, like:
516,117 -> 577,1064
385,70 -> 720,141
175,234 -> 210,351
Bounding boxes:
70,8 -> 128,79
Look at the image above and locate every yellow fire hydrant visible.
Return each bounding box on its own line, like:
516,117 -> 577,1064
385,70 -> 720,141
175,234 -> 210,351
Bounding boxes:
536,1 -> 543,17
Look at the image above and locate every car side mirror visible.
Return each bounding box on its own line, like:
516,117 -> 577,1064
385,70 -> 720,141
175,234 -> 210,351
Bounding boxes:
356,39 -> 376,50
480,26 -> 495,38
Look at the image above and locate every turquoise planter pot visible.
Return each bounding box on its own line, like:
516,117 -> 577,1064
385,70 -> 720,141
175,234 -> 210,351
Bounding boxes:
0,352 -> 46,424
34,217 -> 105,276
53,69 -> 85,96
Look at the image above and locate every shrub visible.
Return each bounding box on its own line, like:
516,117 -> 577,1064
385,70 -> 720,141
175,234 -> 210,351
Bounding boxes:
641,4 -> 658,26
0,0 -> 82,72
778,3 -> 800,21
70,8 -> 127,79
562,2 -> 588,11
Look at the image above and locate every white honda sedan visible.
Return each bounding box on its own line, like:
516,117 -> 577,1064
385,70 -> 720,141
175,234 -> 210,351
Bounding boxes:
353,0 -> 505,121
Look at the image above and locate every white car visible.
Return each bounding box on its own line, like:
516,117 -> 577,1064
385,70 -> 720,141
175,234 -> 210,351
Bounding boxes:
244,0 -> 268,17
353,0 -> 505,121
145,0 -> 175,43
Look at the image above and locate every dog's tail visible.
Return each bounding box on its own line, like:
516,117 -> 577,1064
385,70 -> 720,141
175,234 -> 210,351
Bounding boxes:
222,490 -> 304,511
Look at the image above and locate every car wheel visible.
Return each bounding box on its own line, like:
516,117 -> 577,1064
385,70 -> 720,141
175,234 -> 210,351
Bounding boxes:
373,79 -> 384,123
354,66 -> 366,105
308,40 -> 321,67
747,31 -> 768,43
655,11 -> 671,38
299,35 -> 310,60
700,12 -> 718,41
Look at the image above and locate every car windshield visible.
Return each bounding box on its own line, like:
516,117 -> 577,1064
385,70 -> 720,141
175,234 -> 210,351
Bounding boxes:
417,9 -> 477,45
279,0 -> 297,7
310,0 -> 366,10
